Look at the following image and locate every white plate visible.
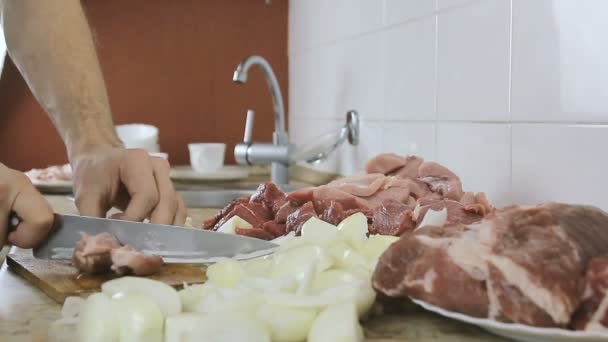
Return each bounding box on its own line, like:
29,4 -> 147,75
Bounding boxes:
170,165 -> 249,181
30,179 -> 73,194
411,298 -> 608,342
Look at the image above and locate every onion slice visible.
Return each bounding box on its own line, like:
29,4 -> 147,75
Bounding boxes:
101,276 -> 181,316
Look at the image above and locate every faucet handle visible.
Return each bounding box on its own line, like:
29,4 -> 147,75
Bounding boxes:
243,109 -> 255,144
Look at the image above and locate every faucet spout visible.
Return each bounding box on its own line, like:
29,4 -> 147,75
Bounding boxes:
233,55 -> 287,144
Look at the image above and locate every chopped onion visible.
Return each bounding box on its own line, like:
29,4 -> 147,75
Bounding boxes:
49,317 -> 79,342
320,280 -> 376,318
216,215 -> 252,234
178,283 -> 216,312
186,311 -> 270,342
239,276 -> 298,293
264,292 -> 331,309
77,293 -> 119,342
101,276 -> 181,316
256,303 -> 317,342
311,269 -> 363,295
337,212 -> 369,249
271,231 -> 296,245
358,234 -> 400,263
193,287 -> 264,315
62,296 -> 85,319
308,302 -> 363,342
242,256 -> 273,277
164,313 -> 206,342
206,258 -> 246,288
416,208 -> 448,229
301,217 -> 339,243
111,293 -> 164,342
271,244 -> 333,284
326,240 -> 369,270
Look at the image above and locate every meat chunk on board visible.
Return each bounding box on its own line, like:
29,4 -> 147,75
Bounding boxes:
110,245 -> 164,276
373,203 -> 608,327
72,233 -> 121,275
72,232 -> 164,276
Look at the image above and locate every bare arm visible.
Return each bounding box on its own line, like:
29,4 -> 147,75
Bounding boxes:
1,0 -> 122,159
0,0 -> 186,225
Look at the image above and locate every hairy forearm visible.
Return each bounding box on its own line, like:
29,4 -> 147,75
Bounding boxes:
1,0 -> 122,160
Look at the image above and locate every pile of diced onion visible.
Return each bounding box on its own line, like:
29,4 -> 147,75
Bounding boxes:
54,213 -> 400,342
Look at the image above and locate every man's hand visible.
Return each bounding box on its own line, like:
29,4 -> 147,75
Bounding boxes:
0,164 -> 54,248
71,147 -> 187,225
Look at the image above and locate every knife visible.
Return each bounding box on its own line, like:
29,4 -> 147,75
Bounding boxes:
21,213 -> 278,263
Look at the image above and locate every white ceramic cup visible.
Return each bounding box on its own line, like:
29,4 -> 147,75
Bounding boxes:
188,143 -> 226,173
116,124 -> 159,152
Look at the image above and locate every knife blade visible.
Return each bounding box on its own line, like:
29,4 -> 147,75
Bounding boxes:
32,214 -> 278,263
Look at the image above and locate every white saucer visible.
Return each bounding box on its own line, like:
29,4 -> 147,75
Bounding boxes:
411,298 -> 608,342
170,165 -> 249,181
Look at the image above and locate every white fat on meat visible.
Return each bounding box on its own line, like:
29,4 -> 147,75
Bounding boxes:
585,294 -> 608,331
415,208 -> 447,230
387,269 -> 437,297
488,254 -> 570,324
414,218 -> 572,324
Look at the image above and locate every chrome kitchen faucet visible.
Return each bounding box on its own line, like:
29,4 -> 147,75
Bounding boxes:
232,55 -> 360,186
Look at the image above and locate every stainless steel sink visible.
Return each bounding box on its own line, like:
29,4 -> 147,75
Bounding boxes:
178,184 -> 303,208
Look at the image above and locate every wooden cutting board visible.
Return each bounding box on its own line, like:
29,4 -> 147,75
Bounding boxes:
6,248 -> 206,303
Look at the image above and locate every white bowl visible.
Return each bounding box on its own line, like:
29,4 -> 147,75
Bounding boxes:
116,124 -> 159,150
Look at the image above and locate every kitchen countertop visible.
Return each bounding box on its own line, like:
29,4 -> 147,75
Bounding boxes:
0,193 -> 508,342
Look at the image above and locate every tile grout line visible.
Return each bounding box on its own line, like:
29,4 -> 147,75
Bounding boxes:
290,0 -> 484,57
433,0 -> 440,162
508,0 -> 514,204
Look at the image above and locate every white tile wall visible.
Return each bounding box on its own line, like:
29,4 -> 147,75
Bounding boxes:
436,0 -> 510,121
511,0 -> 608,122
384,17 -> 436,120
512,124 -> 608,208
384,0 -> 436,25
383,122 -> 436,160
289,0 -> 608,210
436,123 -> 511,207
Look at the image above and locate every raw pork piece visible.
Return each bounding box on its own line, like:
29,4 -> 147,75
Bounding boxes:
364,153 -> 406,174
325,173 -> 388,197
572,257 -> 608,331
249,182 -> 287,216
285,202 -> 318,234
202,195 -> 250,229
72,232 -> 164,276
262,221 -> 287,237
418,161 -> 463,201
72,233 -> 121,275
235,227 -> 275,240
365,154 -> 425,179
373,225 -> 490,317
202,154 -> 491,241
414,198 -> 485,228
212,202 -> 271,231
369,200 -> 415,236
110,245 -> 164,276
373,203 -> 608,327
274,200 -> 302,224
25,163 -> 72,182
390,156 -> 424,179
459,192 -> 494,216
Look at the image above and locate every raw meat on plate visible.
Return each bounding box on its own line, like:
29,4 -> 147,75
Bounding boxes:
203,154 -> 493,241
373,202 -> 608,328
